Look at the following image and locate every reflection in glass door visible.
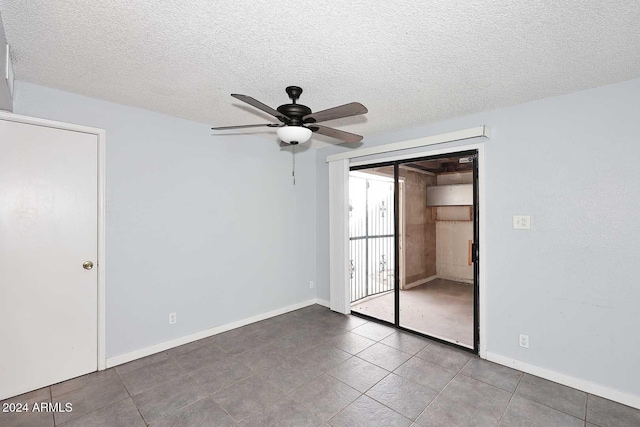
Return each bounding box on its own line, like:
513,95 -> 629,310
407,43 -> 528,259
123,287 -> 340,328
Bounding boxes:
349,170 -> 395,323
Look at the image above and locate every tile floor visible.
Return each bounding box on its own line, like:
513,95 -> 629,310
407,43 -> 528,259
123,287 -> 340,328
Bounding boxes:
2,304 -> 639,427
351,278 -> 474,347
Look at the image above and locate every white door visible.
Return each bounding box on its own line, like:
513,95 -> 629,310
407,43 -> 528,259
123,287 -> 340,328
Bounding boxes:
0,119 -> 98,400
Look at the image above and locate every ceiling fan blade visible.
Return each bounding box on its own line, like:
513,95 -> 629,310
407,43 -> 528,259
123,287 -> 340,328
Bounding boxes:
303,102 -> 367,123
231,94 -> 289,120
211,123 -> 282,130
308,124 -> 363,143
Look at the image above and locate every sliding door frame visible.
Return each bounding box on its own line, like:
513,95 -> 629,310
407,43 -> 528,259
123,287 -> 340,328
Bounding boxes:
348,143 -> 486,357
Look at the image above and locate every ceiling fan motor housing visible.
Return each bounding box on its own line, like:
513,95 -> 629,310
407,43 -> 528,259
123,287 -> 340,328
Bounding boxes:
275,86 -> 311,126
277,103 -> 311,126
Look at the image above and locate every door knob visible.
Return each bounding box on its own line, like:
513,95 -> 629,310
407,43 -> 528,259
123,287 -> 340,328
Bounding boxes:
83,261 -> 94,270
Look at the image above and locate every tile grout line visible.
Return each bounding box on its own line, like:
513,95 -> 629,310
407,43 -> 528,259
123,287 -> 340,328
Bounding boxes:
375,354 -> 472,423
496,371 -> 524,425
511,374 -> 591,422
47,385 -> 55,426
233,394 -> 295,425
458,357 -> 473,373
414,356 -> 478,424
46,385 -> 54,427
125,350 -> 192,394
279,343 -> 400,424
375,350 -> 449,390
204,371 -> 254,425
225,321 -> 342,362
325,360 -> 391,395
351,351 -> 412,373
186,356 -> 310,425
456,363 -> 522,394
55,394 -> 133,426
532,396 -> 590,422
51,371 -> 133,426
285,374 -> 356,425
122,350 -> 230,426
169,351 -> 254,424
366,338 -> 421,355
114,367 -> 149,427
585,394 -> 589,427
355,362 -> 426,421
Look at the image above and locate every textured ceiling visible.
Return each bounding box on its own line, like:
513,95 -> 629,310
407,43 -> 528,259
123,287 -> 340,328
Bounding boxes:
2,1 -> 640,148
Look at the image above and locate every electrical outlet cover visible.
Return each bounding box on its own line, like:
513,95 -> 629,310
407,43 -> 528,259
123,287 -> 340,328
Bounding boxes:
519,334 -> 529,348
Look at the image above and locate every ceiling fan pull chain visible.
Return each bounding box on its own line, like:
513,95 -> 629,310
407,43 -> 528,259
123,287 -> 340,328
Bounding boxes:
292,145 -> 296,185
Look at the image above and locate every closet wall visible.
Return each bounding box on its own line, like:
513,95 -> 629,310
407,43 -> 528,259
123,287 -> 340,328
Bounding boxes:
434,171 -> 474,282
400,168 -> 437,288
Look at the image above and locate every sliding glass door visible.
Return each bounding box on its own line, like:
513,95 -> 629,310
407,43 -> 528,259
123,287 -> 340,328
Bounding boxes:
348,151 -> 480,353
397,153 -> 477,349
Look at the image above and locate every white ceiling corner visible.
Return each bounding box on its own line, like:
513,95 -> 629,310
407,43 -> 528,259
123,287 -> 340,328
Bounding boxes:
1,0 -> 639,149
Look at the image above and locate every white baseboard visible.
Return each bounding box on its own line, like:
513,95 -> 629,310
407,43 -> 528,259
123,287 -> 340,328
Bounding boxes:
403,275 -> 439,290
315,298 -> 330,308
485,352 -> 640,410
106,299 -> 318,368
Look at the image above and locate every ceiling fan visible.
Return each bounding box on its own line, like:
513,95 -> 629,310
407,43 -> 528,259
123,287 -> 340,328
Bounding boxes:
211,86 -> 368,145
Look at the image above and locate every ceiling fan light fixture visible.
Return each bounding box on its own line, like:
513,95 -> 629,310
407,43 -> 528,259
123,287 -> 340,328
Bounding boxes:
277,126 -> 312,144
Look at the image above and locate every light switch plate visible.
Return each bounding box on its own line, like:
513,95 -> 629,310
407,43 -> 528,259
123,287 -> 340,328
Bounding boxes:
513,215 -> 531,230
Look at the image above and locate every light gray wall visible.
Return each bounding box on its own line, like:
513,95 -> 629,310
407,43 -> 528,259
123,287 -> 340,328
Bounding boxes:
316,78 -> 640,397
13,82 -> 317,358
